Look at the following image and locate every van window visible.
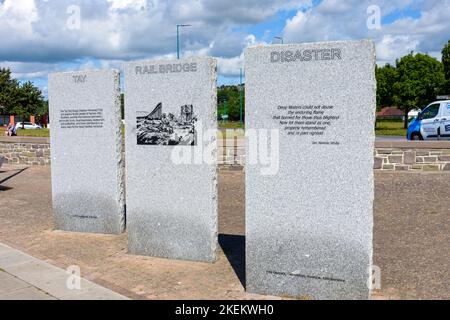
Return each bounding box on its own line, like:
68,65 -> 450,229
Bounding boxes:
421,104 -> 440,120
443,103 -> 450,117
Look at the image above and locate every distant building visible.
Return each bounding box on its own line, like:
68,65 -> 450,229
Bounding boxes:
0,114 -> 38,126
376,107 -> 404,120
0,114 -> 18,126
0,105 -> 47,127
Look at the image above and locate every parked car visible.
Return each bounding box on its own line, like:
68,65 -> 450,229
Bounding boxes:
408,108 -> 421,119
407,100 -> 450,140
15,122 -> 42,130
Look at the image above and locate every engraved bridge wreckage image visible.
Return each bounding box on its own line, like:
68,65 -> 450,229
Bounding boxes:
137,103 -> 198,146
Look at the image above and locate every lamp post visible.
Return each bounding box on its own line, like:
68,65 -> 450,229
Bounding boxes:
177,24 -> 191,59
274,36 -> 284,44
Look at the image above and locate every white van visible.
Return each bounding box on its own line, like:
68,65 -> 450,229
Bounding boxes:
407,100 -> 450,140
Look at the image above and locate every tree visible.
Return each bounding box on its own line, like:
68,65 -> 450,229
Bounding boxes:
393,53 -> 445,129
442,40 -> 450,92
35,100 -> 49,125
0,68 -> 46,126
217,85 -> 245,121
9,81 -> 45,129
375,63 -> 397,109
0,68 -> 19,111
121,93 -> 124,120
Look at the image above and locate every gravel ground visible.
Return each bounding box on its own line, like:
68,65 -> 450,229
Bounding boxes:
373,172 -> 450,299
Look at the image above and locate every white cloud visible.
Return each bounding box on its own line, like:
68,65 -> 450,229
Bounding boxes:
283,0 -> 450,65
107,0 -> 148,10
376,34 -> 419,64
0,61 -> 55,80
0,0 -> 308,63
217,55 -> 244,77
0,0 -> 448,88
0,0 -> 38,35
0,0 -> 308,84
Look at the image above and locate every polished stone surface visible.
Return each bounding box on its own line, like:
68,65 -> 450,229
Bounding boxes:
124,57 -> 218,262
48,70 -> 125,234
245,40 -> 376,299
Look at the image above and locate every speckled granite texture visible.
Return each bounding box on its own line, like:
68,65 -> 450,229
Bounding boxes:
124,57 -> 218,262
245,40 -> 376,299
48,70 -> 125,234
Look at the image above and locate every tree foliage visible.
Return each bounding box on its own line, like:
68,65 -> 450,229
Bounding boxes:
375,43 -> 448,129
0,68 -> 46,125
375,63 -> 397,109
392,53 -> 445,128
442,40 -> 450,91
217,85 -> 245,121
0,68 -> 19,111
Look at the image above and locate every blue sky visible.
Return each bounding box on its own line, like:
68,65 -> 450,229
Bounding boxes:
0,0 -> 449,98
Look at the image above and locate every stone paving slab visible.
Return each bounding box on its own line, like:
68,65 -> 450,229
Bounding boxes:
0,284 -> 56,300
0,266 -> 57,300
0,271 -> 32,294
0,243 -> 129,300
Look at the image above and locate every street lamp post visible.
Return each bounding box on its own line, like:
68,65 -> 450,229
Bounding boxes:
274,36 -> 284,44
177,24 -> 191,59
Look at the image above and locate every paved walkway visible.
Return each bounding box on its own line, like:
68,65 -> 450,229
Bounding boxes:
1,164 -> 449,299
0,242 -> 128,300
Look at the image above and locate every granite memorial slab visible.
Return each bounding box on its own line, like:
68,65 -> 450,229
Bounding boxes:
245,40 -> 376,299
48,70 -> 125,234
124,57 -> 218,262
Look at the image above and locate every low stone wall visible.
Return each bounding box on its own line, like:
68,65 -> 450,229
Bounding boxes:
374,141 -> 450,171
218,139 -> 450,172
1,137 -> 450,172
0,137 -> 51,166
218,138 -> 245,169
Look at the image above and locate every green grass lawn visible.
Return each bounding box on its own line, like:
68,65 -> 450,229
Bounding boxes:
218,121 -> 245,129
217,121 -> 244,139
218,121 -> 245,138
16,128 -> 50,137
375,120 -> 407,136
13,124 -> 245,139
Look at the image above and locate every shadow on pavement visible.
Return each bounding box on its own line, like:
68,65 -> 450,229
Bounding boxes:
0,167 -> 29,185
219,234 -> 245,289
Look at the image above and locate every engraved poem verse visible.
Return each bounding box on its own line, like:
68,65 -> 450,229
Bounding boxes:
273,105 -> 340,137
59,109 -> 105,129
